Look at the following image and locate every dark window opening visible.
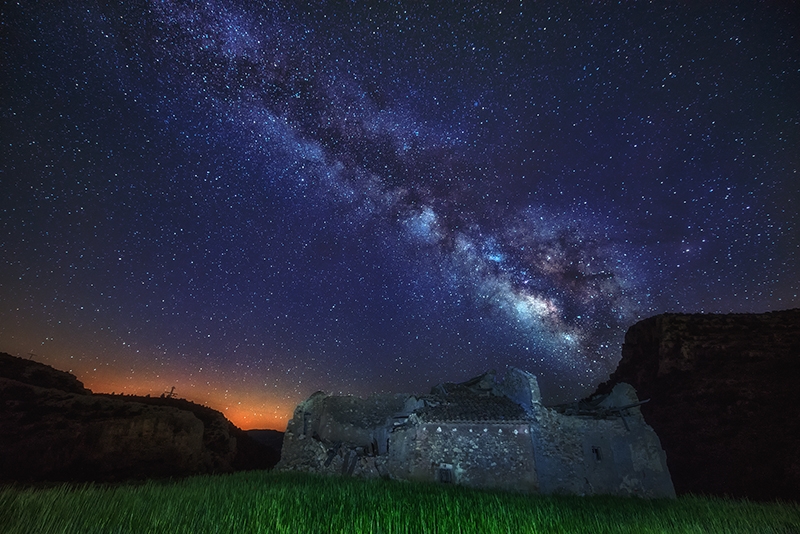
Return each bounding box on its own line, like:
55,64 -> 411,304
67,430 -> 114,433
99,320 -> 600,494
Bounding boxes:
592,446 -> 602,462
438,466 -> 453,483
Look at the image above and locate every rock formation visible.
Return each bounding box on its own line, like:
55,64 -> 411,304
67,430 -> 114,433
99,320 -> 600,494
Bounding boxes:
0,351 -> 90,395
0,353 -> 279,483
278,368 -> 675,498
595,309 -> 800,502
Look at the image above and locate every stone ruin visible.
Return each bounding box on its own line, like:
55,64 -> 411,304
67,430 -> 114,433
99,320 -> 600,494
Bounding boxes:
276,368 -> 675,497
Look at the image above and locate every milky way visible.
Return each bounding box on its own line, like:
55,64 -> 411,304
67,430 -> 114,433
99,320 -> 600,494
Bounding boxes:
2,1 -> 797,428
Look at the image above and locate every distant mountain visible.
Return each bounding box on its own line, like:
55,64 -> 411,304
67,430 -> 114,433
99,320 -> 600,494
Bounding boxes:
246,429 -> 284,459
0,352 -> 279,483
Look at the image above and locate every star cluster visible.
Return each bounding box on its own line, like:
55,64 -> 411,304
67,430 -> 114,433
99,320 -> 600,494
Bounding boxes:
2,1 -> 797,429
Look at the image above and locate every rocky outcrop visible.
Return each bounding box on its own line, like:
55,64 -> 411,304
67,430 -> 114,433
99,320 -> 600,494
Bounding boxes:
0,353 -> 90,395
0,353 -> 279,483
595,309 -> 800,502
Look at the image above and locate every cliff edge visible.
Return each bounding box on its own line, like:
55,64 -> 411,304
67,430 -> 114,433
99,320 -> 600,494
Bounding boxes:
0,352 -> 279,483
596,309 -> 800,502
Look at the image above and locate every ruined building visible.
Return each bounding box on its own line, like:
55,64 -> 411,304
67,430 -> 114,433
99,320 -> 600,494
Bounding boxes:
277,368 -> 675,497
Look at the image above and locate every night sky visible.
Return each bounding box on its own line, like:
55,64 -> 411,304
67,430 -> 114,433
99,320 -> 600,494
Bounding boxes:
2,1 -> 798,430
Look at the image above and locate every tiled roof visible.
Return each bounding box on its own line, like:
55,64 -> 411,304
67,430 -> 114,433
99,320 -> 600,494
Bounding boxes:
417,385 -> 530,422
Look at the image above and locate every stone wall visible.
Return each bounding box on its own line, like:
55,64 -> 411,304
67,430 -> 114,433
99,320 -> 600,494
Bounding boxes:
392,421 -> 538,492
277,369 -> 675,498
496,367 -> 541,412
276,391 -> 409,477
530,384 -> 673,497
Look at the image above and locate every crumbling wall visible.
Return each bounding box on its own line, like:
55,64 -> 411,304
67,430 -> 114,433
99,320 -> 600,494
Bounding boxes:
277,371 -> 675,498
496,367 -> 541,412
530,384 -> 674,498
276,391 -> 408,477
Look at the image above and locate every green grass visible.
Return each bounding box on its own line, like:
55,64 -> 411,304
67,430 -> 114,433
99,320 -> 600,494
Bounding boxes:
1,471 -> 798,533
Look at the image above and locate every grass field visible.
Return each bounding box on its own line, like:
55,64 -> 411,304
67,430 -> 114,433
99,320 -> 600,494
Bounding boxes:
1,470 -> 798,534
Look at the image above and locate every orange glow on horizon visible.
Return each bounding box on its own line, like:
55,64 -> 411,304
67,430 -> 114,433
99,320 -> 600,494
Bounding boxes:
222,406 -> 289,432
83,374 -> 291,432
2,348 -> 295,431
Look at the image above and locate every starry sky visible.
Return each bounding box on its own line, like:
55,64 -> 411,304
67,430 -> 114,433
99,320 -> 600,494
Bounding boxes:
2,1 -> 798,430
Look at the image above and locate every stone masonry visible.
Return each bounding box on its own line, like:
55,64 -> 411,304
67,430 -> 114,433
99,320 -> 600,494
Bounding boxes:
277,368 -> 675,497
